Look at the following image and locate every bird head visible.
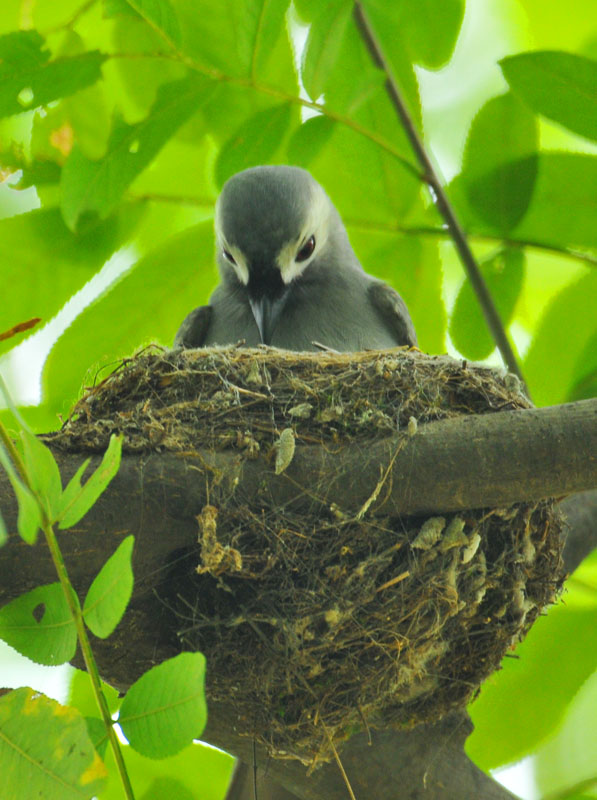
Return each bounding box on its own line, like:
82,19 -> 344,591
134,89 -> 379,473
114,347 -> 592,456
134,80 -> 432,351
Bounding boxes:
214,165 -> 337,344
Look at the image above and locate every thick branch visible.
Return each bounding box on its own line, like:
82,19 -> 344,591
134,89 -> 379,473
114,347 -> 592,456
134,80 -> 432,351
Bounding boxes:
2,398 -> 596,601
2,401 -> 596,799
222,714 -> 518,800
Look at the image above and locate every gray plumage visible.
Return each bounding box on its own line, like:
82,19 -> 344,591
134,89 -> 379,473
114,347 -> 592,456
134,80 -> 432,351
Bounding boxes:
175,165 -> 417,352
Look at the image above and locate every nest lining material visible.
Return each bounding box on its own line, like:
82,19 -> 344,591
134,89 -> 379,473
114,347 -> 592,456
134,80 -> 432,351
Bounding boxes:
48,346 -> 564,766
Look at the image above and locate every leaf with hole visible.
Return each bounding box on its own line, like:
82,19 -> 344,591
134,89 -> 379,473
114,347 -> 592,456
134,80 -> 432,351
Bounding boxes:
60,74 -> 217,230
84,535 -> 135,638
0,582 -> 77,665
119,652 -> 207,758
0,30 -> 106,119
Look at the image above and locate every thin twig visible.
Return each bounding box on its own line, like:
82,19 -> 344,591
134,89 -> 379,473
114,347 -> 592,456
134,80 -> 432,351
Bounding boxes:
353,2 -> 528,393
356,439 -> 405,519
344,219 -> 597,270
323,725 -> 357,800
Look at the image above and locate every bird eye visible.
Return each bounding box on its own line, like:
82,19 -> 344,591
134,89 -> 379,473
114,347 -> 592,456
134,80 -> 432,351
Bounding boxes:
223,249 -> 236,265
296,235 -> 315,263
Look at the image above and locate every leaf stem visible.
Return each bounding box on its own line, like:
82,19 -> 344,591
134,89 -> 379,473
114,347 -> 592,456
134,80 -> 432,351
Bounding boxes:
0,418 -> 135,800
108,51 -> 422,182
353,1 -> 528,392
344,219 -> 597,269
41,517 -> 136,800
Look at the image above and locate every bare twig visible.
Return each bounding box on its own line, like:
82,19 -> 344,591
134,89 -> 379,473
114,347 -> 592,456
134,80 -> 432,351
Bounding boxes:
353,2 -> 527,392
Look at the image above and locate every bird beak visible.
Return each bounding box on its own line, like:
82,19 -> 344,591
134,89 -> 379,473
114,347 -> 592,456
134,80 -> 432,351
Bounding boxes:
249,287 -> 291,345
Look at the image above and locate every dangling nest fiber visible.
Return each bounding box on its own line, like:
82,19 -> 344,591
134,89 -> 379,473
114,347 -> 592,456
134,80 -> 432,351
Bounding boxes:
49,346 -> 565,766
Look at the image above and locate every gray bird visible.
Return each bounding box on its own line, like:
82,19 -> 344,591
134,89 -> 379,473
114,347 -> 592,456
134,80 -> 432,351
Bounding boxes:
174,165 -> 417,351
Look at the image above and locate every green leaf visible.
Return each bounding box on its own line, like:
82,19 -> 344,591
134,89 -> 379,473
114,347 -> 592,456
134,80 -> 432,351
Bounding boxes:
68,667 -> 121,719
19,429 -> 63,519
302,0 -> 352,100
141,778 -> 196,800
501,50 -> 597,142
347,229 -> 445,354
215,102 -> 295,186
0,582 -> 77,665
524,270 -> 597,406
119,652 -> 207,758
0,30 -> 106,119
462,92 -> 538,232
450,248 -> 525,360
0,438 -> 42,544
42,222 -> 215,413
104,0 -> 142,17
287,115 -> 336,166
452,152 -> 597,254
534,666 -> 597,798
109,10 -> 187,121
60,74 -> 217,230
58,434 -> 123,529
0,207 -> 140,360
318,14 -> 421,148
163,0 -> 290,83
361,0 -> 465,70
0,510 -> 7,546
468,595 -> 597,770
514,152 -> 597,253
291,120 -> 421,223
568,330 -> 597,402
0,687 -> 107,799
83,716 -> 110,759
120,0 -> 183,47
83,535 -> 134,638
98,740 -> 234,799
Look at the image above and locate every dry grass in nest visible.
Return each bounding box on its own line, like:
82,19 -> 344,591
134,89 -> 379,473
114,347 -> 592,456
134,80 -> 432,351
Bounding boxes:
48,345 -> 565,766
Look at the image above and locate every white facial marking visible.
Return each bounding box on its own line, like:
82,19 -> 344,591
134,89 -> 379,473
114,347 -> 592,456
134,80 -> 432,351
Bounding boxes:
276,183 -> 331,285
214,197 -> 249,285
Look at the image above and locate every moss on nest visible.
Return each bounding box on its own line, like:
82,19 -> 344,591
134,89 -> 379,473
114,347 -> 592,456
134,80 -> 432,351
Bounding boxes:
48,345 -> 564,766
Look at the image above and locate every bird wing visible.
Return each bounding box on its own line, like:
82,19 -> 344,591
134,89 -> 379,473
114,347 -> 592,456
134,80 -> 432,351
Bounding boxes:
368,281 -> 418,347
174,305 -> 213,348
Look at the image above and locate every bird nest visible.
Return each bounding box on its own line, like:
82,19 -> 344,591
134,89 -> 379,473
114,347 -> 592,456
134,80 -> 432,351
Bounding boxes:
49,345 -> 564,766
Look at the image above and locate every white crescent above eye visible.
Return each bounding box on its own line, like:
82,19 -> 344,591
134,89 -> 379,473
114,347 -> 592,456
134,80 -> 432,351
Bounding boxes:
276,183 -> 331,284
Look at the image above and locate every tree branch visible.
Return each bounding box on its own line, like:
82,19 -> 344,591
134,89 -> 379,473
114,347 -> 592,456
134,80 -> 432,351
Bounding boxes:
2,400 -> 596,799
353,2 -> 527,390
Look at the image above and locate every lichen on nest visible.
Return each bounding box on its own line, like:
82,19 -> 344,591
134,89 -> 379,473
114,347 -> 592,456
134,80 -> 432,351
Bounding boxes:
47,345 -> 564,766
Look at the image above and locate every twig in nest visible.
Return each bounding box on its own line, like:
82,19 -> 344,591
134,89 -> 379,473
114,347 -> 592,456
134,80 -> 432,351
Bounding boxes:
356,438 -> 406,519
376,570 -> 410,593
323,723 -> 357,800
